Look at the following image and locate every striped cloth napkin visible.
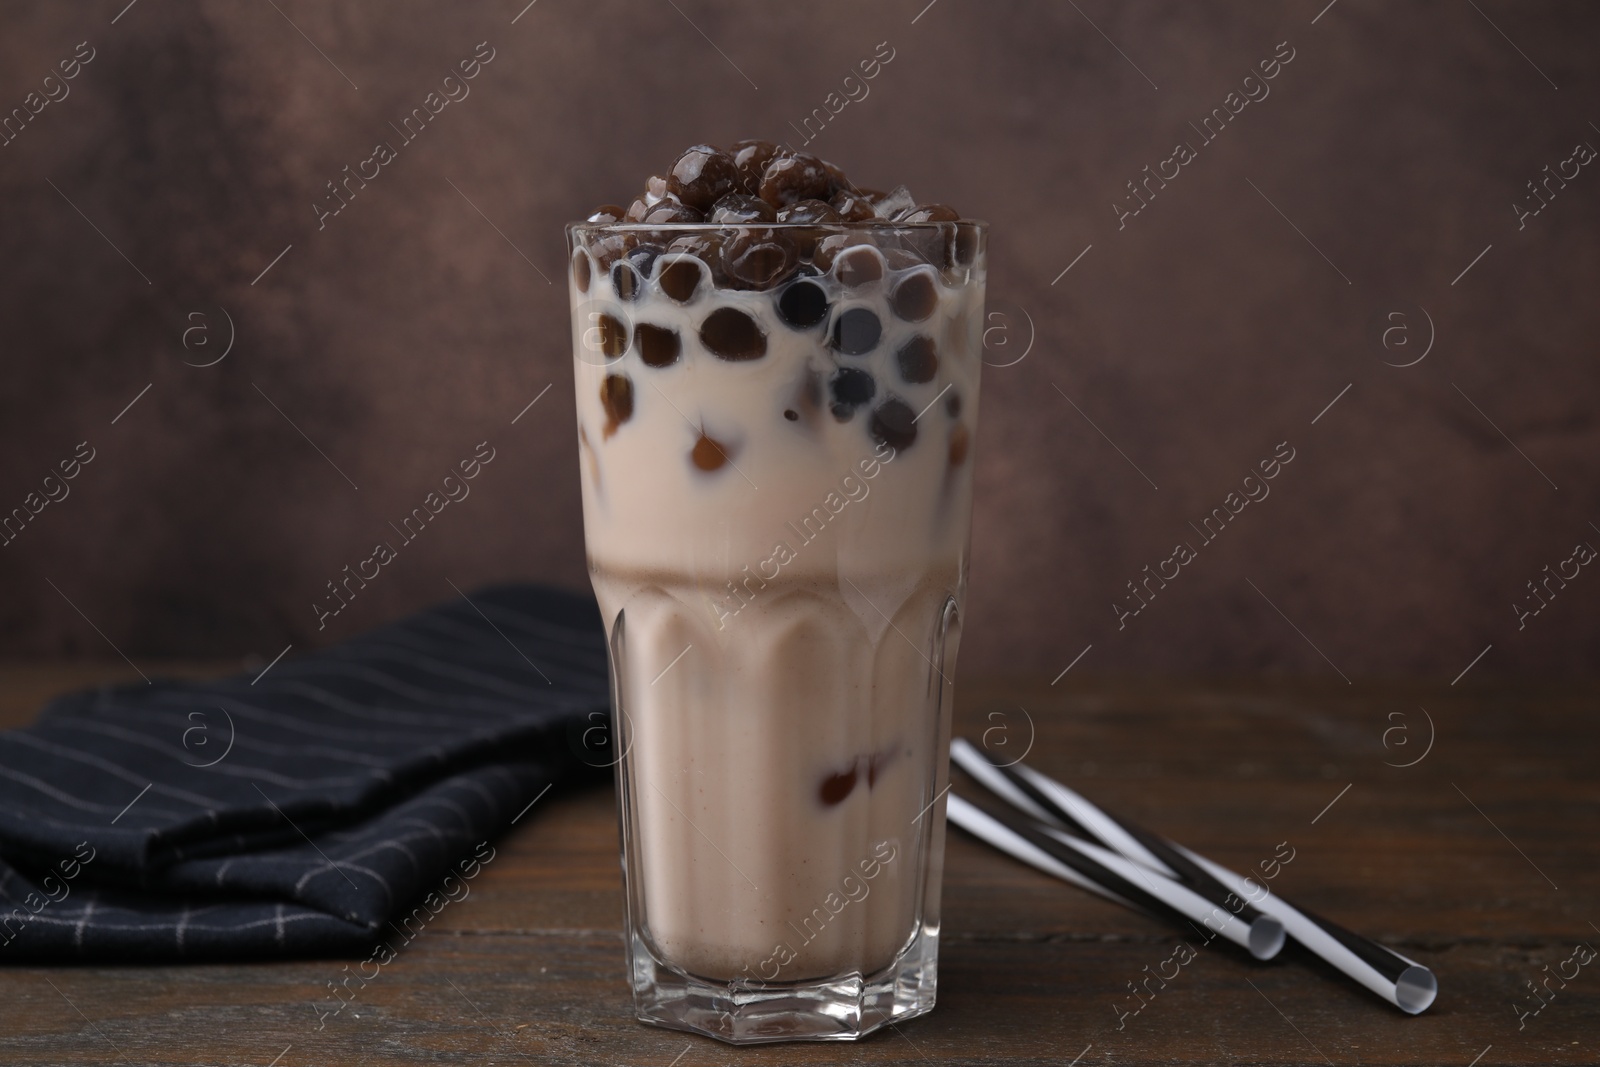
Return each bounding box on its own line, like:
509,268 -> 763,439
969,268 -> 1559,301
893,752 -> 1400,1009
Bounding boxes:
0,584 -> 610,961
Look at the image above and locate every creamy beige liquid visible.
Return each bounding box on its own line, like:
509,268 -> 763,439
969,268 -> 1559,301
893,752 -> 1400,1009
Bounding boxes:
571,234 -> 981,983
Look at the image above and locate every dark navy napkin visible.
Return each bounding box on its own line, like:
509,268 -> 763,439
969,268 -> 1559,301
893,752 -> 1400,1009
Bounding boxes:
0,584 -> 610,962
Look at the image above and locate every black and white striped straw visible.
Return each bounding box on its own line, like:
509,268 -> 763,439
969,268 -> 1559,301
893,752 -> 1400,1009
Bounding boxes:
949,739 -> 1437,1014
949,744 -> 1284,960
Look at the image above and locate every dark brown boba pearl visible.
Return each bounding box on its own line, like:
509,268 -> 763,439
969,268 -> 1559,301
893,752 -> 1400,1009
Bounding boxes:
624,198 -> 649,223
831,307 -> 881,356
890,270 -> 939,321
869,397 -> 917,451
722,229 -> 797,290
759,151 -> 831,208
639,198 -> 703,225
691,430 -> 733,471
946,391 -> 961,418
777,278 -> 828,329
883,247 -> 927,271
896,335 -> 939,383
571,249 -> 591,293
834,246 -> 885,288
831,191 -> 876,222
730,139 -> 780,194
819,763 -> 858,806
699,307 -> 767,361
600,374 -> 633,438
821,159 -> 853,196
902,203 -> 960,223
589,233 -> 633,272
668,145 -> 739,210
657,256 -> 705,303
635,323 -> 681,368
612,261 -> 644,302
709,193 -> 776,225
646,174 -> 669,201
784,409 -> 799,421
830,367 -> 876,418
949,423 -> 970,466
586,204 -> 627,224
778,199 -> 841,225
590,312 -> 630,359
667,233 -> 726,287
812,233 -> 874,272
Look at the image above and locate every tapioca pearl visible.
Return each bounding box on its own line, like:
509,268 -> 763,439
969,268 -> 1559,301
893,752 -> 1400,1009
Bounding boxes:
666,234 -> 727,288
638,197 -> 703,225
585,312 -> 630,360
901,204 -> 960,224
776,278 -> 829,329
635,323 -> 681,368
611,261 -> 644,302
949,423 -> 970,466
778,199 -> 841,226
759,151 -> 831,208
600,374 -> 633,438
834,246 -> 885,289
627,245 -> 662,277
883,247 -> 927,272
722,229 -> 797,291
657,255 -> 706,304
869,397 -> 917,451
818,761 -> 859,806
669,145 -> 740,210
821,158 -> 852,197
709,193 -> 776,224
812,233 -> 873,273
699,307 -> 767,361
890,269 -> 939,322
570,248 -> 592,293
730,139 -> 780,195
896,335 -> 938,384
691,430 -> 735,472
589,233 -> 633,272
829,367 -> 876,417
586,205 -> 627,224
831,307 -> 882,356
645,174 -> 669,203
831,190 -> 876,222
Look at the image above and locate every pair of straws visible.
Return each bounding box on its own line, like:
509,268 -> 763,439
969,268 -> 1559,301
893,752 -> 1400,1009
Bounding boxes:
947,739 -> 1436,1014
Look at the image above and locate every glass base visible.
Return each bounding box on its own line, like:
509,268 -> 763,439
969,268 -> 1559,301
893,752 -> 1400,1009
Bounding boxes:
628,920 -> 939,1044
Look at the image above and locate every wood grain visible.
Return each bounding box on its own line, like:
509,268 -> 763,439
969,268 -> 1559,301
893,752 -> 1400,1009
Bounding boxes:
1,664 -> 1595,1065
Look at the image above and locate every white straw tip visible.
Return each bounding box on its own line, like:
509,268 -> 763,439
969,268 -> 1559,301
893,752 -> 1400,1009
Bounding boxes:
1395,964 -> 1437,1014
1249,916 -> 1287,960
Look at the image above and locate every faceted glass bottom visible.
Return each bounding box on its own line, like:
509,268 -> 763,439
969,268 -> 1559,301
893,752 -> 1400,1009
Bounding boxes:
627,918 -> 939,1044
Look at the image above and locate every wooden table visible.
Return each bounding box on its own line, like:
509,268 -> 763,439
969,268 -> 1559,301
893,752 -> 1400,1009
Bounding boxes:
1,664 -> 1594,1066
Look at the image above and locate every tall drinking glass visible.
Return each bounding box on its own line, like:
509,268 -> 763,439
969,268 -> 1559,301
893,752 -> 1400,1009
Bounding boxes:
566,219 -> 985,1043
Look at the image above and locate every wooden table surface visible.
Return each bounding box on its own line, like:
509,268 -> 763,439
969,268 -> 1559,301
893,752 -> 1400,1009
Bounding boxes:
1,663 -> 1595,1066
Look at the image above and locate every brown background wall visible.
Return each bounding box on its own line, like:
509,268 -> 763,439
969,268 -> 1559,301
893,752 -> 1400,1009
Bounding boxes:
1,1 -> 1596,680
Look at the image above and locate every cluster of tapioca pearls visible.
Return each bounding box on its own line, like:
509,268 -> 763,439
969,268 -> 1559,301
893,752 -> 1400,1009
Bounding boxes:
587,245 -> 968,471
570,140 -> 976,296
575,141 -> 974,474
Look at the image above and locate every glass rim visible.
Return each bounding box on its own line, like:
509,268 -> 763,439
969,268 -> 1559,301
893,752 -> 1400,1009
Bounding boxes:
566,218 -> 989,236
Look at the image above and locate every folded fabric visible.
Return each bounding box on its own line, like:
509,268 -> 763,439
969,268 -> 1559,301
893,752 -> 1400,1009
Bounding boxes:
0,584 -> 611,962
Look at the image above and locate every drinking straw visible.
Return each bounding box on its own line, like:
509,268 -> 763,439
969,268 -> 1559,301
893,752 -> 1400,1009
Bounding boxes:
950,739 -> 1437,1014
948,787 -> 1282,959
